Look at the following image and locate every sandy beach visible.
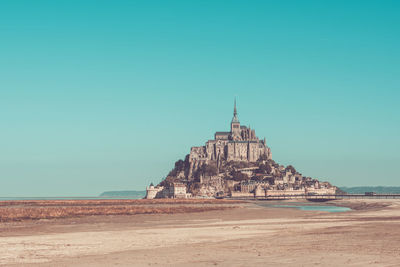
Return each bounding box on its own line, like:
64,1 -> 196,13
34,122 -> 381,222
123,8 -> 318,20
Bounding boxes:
1,199 -> 399,266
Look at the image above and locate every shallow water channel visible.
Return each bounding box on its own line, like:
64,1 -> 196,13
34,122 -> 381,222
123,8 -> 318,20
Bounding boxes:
257,201 -> 351,212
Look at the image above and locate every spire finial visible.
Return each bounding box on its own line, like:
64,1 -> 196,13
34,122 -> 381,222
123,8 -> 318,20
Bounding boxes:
231,97 -> 239,123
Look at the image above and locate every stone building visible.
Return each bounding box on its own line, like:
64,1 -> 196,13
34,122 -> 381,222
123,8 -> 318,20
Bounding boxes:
145,182 -> 189,199
145,185 -> 164,199
172,182 -> 187,198
189,100 -> 272,176
239,180 -> 270,193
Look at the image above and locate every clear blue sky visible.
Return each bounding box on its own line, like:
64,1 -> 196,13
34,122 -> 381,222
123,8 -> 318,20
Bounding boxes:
1,1 -> 399,196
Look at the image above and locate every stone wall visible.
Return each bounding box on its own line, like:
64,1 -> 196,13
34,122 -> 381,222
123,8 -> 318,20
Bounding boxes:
145,186 -> 164,199
266,189 -> 307,196
306,187 -> 337,195
231,191 -> 254,198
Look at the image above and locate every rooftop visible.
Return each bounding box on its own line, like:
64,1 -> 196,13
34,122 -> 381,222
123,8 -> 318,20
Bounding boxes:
215,131 -> 230,135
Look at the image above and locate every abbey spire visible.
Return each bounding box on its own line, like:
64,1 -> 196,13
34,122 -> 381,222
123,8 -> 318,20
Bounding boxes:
230,98 -> 241,139
232,98 -> 239,123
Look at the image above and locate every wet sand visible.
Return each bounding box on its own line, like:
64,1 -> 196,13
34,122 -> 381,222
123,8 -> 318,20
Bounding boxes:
1,199 -> 400,266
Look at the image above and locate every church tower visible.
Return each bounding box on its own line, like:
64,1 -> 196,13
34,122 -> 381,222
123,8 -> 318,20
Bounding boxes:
230,99 -> 241,139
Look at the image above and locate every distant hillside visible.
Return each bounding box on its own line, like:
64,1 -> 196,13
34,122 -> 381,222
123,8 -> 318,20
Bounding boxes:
340,187 -> 400,194
99,190 -> 146,198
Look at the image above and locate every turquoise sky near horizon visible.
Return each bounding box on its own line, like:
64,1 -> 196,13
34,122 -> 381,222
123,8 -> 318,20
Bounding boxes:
1,0 -> 399,196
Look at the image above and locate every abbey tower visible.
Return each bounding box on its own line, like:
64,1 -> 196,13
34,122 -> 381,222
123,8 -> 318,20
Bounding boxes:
230,99 -> 241,139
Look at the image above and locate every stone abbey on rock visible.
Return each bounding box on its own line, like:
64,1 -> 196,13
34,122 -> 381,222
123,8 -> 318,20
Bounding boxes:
145,100 -> 337,199
188,100 -> 272,172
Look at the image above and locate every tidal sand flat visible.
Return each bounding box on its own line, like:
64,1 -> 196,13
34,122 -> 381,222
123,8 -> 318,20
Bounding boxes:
0,199 -> 399,266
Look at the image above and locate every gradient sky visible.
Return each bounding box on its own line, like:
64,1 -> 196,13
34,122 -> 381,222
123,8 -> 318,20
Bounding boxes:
1,0 -> 399,196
